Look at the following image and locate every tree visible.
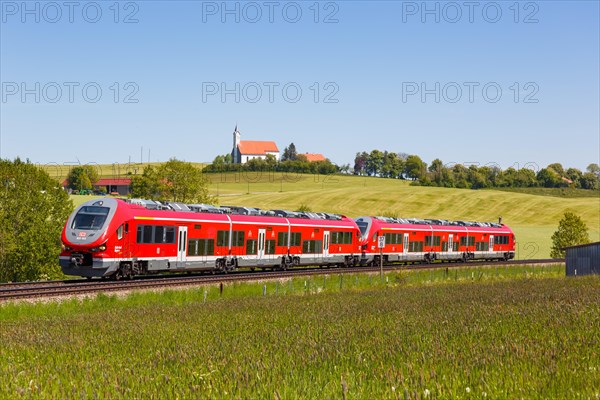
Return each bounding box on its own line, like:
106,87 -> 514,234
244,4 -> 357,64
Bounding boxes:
547,163 -> 564,177
404,155 -> 427,180
130,159 -> 215,204
0,158 -> 73,282
67,165 -> 99,191
550,211 -> 590,258
281,143 -> 298,162
536,168 -> 561,188
586,163 -> 600,178
381,152 -> 403,179
353,152 -> 368,175
366,150 -> 384,176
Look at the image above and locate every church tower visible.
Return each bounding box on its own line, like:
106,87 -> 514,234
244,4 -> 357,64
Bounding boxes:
232,125 -> 241,163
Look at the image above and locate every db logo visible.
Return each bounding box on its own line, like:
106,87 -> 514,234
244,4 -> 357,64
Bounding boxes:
78,232 -> 87,237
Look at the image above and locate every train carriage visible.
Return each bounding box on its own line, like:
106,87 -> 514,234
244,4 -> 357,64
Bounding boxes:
355,216 -> 515,265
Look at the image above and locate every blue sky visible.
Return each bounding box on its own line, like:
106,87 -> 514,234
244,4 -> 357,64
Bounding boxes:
1,1 -> 598,172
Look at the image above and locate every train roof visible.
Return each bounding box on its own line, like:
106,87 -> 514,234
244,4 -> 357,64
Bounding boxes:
366,216 -> 506,229
125,198 -> 345,221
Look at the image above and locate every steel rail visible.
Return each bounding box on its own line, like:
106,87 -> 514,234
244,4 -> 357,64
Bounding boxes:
0,258 -> 565,302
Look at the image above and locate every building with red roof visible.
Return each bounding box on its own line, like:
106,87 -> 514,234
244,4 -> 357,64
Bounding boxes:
231,126 -> 280,164
302,153 -> 327,162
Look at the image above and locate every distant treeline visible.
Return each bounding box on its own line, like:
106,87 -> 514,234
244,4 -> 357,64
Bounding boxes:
352,150 -> 600,190
204,149 -> 600,191
205,153 -> 339,175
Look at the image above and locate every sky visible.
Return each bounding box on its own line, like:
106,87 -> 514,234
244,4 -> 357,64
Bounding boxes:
1,0 -> 599,173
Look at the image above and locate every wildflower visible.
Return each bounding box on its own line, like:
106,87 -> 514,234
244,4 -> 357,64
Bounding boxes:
466,387 -> 471,393
424,388 -> 430,398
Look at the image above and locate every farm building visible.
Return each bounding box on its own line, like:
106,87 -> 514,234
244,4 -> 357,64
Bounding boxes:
93,178 -> 132,195
564,242 -> 600,276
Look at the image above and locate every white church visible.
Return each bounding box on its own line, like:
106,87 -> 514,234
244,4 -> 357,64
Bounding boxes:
230,126 -> 280,164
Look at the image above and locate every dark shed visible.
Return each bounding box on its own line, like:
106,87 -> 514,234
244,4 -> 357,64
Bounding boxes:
564,242 -> 600,276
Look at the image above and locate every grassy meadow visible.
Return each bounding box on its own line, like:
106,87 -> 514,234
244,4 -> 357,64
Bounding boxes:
66,168 -> 600,259
1,266 -> 598,399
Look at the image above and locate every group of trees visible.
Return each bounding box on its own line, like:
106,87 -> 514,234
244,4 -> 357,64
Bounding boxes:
353,150 -> 600,191
66,165 -> 99,191
130,159 -> 214,204
0,159 -> 73,282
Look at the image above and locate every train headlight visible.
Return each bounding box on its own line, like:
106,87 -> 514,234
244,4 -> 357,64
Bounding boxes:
62,244 -> 72,251
90,244 -> 107,252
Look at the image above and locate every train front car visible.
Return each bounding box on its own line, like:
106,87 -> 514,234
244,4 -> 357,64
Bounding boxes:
60,198 -> 125,278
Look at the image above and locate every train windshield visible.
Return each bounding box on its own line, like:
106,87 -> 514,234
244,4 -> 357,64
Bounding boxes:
356,221 -> 369,237
72,206 -> 110,230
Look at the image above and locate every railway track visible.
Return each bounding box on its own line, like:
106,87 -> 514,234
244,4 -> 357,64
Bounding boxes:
0,259 -> 564,302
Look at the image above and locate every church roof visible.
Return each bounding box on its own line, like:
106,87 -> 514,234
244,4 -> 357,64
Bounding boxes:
303,153 -> 326,162
238,140 -> 279,155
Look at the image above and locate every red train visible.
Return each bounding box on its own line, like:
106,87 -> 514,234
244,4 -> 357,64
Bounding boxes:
60,198 -> 515,279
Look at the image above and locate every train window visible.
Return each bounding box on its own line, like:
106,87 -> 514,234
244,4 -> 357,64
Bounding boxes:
476,242 -> 489,251
425,236 -> 441,246
247,240 -> 257,255
217,231 -> 230,247
142,226 -> 153,243
460,237 -> 475,247
117,225 -> 123,240
408,241 -> 424,252
302,240 -> 323,254
384,233 -> 402,245
136,225 -> 176,244
188,239 -> 199,256
232,231 -> 245,246
290,232 -> 301,246
165,227 -> 176,244
278,232 -> 288,246
332,231 -> 353,245
494,236 -> 509,245
154,226 -> 165,243
199,239 -> 214,255
71,206 -> 110,230
265,240 -> 276,254
188,239 -> 214,256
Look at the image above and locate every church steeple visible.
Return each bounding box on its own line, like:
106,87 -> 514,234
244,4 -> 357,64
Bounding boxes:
232,125 -> 241,163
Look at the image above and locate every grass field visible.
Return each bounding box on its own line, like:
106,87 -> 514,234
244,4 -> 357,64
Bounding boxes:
1,266 -> 598,399
68,171 -> 599,259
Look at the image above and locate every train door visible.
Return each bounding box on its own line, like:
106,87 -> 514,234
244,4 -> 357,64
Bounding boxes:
403,233 -> 409,254
489,235 -> 494,253
257,228 -> 266,262
448,234 -> 454,253
177,226 -> 188,267
323,231 -> 330,258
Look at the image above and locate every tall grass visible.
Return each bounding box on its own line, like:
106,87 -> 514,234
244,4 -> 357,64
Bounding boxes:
2,265 -> 598,398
